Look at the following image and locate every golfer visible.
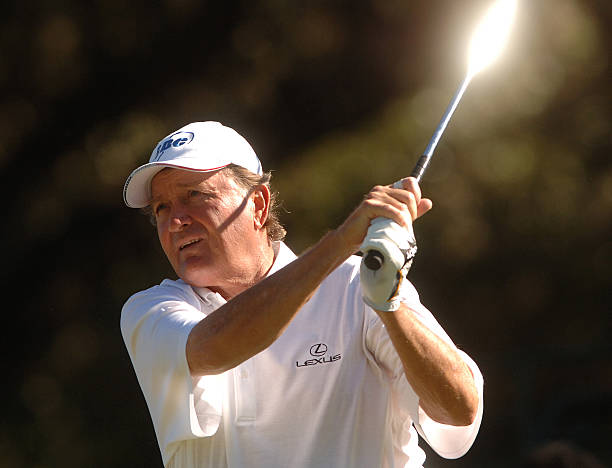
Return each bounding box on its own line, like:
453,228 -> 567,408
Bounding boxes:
121,121 -> 483,468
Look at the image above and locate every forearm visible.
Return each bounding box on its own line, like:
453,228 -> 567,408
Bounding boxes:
376,304 -> 479,426
187,230 -> 352,376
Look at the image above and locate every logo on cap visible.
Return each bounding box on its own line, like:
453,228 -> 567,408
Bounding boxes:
152,131 -> 195,161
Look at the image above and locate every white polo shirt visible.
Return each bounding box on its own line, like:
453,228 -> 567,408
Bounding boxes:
121,242 -> 483,468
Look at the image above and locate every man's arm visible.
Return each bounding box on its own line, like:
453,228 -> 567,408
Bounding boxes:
186,229 -> 353,375
187,177 -> 433,377
366,177 -> 478,426
374,305 -> 479,426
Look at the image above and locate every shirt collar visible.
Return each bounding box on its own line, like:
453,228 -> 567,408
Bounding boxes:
266,241 -> 297,277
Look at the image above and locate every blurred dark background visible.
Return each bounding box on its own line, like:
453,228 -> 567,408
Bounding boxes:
2,0 -> 610,466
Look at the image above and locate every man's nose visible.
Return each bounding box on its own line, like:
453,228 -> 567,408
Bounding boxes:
168,206 -> 192,232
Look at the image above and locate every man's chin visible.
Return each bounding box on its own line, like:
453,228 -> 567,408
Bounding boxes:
176,263 -> 215,288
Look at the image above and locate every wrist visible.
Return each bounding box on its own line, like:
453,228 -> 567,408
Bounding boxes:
299,230 -> 354,281
326,227 -> 362,262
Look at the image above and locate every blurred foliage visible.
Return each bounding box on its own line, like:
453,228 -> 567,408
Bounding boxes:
1,0 -> 610,467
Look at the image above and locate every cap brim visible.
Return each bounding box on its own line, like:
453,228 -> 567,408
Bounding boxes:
123,161 -> 231,208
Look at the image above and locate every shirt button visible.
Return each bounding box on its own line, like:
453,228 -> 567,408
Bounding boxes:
240,370 -> 249,379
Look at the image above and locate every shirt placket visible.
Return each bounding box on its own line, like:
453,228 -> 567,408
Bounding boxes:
233,359 -> 256,424
195,288 -> 258,425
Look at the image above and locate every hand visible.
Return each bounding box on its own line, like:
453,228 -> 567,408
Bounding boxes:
394,177 -> 433,221
335,177 -> 433,254
360,217 -> 417,311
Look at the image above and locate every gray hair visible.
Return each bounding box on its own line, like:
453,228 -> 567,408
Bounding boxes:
222,164 -> 286,242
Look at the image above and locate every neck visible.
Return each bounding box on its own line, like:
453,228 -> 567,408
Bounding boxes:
211,241 -> 276,300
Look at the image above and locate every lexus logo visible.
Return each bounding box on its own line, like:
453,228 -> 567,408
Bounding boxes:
297,343 -> 341,368
309,343 -> 328,357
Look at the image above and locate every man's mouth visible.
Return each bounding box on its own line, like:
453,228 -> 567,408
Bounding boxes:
179,239 -> 201,250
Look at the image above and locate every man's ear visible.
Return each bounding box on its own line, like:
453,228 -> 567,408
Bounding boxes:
252,185 -> 270,230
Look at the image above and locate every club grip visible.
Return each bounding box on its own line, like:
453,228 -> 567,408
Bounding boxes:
410,154 -> 431,183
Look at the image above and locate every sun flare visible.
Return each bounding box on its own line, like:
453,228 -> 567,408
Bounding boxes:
468,0 -> 518,77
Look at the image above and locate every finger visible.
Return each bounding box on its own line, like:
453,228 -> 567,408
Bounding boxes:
385,185 -> 419,220
366,185 -> 409,209
396,177 -> 422,203
366,196 -> 413,228
416,198 -> 433,219
367,187 -> 417,222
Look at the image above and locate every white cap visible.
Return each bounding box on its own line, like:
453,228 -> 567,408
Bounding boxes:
123,121 -> 263,208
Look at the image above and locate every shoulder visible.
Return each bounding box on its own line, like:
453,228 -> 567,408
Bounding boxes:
315,254 -> 363,302
330,254 -> 362,282
120,279 -> 200,329
124,278 -> 198,309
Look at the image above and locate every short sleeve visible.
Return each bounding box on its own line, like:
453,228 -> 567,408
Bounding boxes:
120,283 -> 224,465
365,279 -> 484,459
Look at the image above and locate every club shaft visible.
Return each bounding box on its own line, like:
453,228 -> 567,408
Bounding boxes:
410,75 -> 472,182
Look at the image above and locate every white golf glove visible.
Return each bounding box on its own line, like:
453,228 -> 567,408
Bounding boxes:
359,217 -> 417,312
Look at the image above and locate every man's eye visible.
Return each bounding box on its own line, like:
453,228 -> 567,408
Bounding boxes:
189,190 -> 213,201
154,203 -> 168,215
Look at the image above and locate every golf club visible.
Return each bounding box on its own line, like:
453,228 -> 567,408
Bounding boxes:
362,0 -> 518,272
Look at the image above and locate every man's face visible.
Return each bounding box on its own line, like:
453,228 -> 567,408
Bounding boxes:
150,168 -> 267,294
